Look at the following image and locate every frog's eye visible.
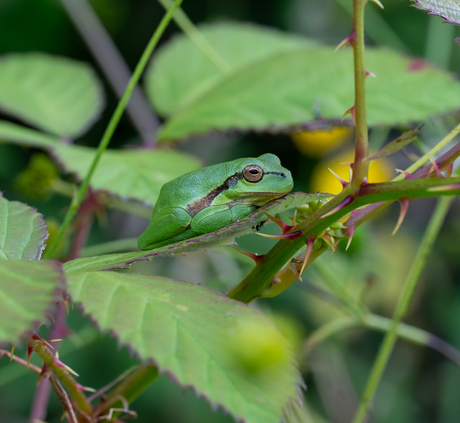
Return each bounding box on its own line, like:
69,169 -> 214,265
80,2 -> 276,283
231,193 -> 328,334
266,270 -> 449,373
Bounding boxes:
243,165 -> 264,182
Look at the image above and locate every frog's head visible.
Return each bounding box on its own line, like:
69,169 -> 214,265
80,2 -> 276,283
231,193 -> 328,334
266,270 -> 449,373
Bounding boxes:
225,153 -> 294,205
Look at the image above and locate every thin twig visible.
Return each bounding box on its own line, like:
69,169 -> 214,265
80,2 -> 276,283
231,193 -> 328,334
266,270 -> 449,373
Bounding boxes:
49,375 -> 79,423
0,349 -> 42,373
44,0 -> 184,259
352,195 -> 453,423
29,302 -> 68,423
59,0 -> 159,144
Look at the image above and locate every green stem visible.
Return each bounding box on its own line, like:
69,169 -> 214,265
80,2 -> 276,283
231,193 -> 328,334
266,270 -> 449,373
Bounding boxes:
92,364 -> 159,419
334,0 -> 408,52
43,0 -> 183,259
302,313 -> 460,367
227,177 -> 460,303
158,0 -> 231,74
351,0 -> 370,188
352,195 -> 453,423
30,338 -> 92,419
396,122 -> 460,180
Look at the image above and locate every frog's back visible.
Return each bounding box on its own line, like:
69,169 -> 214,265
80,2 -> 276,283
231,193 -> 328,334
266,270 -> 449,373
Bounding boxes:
153,162 -> 236,215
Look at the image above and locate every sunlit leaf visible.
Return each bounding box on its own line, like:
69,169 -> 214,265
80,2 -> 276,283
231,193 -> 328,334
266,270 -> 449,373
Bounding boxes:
145,22 -> 312,116
148,24 -> 460,141
0,193 -> 48,260
0,260 -> 63,344
67,271 -> 302,423
63,192 -> 325,273
0,53 -> 104,138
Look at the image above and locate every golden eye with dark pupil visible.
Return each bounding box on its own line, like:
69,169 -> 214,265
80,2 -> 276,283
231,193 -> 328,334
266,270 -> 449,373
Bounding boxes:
243,165 -> 263,182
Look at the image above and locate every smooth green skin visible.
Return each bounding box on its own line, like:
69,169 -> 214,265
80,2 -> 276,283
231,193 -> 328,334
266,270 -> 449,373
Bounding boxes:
138,153 -> 294,250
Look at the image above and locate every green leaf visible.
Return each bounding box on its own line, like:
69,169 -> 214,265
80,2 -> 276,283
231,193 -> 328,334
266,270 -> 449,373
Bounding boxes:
0,193 -> 48,260
0,121 -> 201,205
413,0 -> 460,25
0,260 -> 63,344
145,22 -> 312,116
64,192 -> 326,273
367,127 -> 421,161
152,42 -> 460,141
67,271 -> 301,423
0,53 -> 104,138
50,144 -> 201,205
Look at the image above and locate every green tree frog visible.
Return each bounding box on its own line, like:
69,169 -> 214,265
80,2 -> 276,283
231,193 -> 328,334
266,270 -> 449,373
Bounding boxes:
138,153 -> 293,250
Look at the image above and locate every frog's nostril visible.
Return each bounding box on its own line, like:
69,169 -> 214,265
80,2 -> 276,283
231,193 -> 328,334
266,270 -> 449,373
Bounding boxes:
281,173 -> 286,178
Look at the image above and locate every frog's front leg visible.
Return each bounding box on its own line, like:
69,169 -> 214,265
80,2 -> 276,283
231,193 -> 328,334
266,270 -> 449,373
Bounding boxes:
191,204 -> 256,235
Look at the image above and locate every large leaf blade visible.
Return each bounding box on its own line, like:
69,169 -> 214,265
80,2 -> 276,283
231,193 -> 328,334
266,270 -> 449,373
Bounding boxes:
154,44 -> 460,141
0,121 -> 201,206
413,0 -> 460,25
67,271 -> 301,423
0,260 -> 63,344
51,144 -> 201,205
145,22 -> 312,116
0,53 -> 104,138
0,194 -> 48,260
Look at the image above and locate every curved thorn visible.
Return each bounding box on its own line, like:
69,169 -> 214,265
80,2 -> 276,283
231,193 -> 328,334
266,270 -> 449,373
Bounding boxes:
365,70 -> 376,78
344,226 -> 355,251
368,0 -> 384,9
55,358 -> 80,377
335,30 -> 356,51
328,167 -> 349,188
10,344 -> 15,362
230,246 -> 264,263
37,364 -> 48,385
77,383 -> 97,393
264,213 -> 293,233
256,231 -> 302,240
396,168 -> 411,178
321,195 -> 354,218
429,157 -> 443,178
392,197 -> 411,236
342,105 -> 355,122
299,238 -> 315,278
320,233 -> 336,250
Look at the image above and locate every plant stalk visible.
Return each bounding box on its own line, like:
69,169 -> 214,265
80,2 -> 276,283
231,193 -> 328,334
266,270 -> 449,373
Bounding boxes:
352,195 -> 453,423
44,0 -> 183,259
351,0 -> 370,188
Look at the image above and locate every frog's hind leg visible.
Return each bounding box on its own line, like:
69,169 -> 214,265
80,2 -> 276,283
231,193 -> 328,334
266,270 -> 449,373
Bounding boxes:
190,204 -> 256,235
137,207 -> 191,250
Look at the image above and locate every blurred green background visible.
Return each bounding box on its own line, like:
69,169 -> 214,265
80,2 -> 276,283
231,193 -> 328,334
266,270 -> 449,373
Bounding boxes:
1,0 -> 460,422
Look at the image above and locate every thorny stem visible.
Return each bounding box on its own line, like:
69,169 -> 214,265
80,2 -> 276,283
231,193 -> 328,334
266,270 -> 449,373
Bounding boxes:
92,364 -> 159,419
30,302 -> 68,422
352,195 -> 454,423
227,175 -> 460,303
29,338 -> 93,420
43,0 -> 183,259
158,0 -> 232,74
351,0 -> 370,188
